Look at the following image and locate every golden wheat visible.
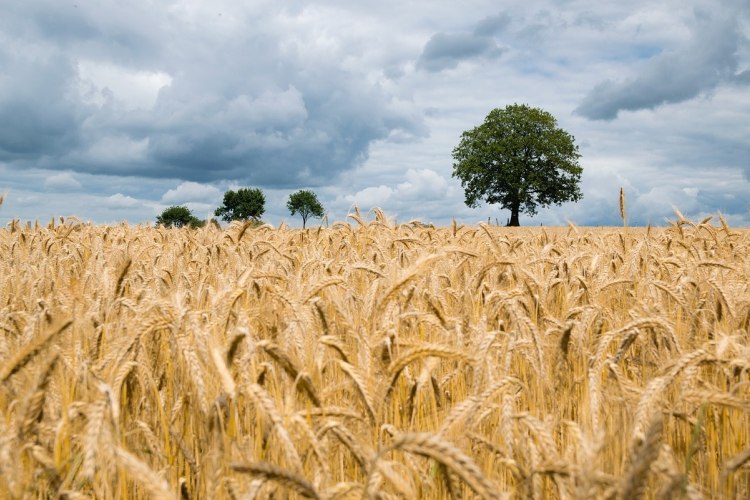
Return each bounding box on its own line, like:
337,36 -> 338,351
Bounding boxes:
0,210 -> 749,499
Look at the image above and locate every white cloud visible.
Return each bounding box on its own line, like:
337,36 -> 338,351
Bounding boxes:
344,185 -> 395,208
396,168 -> 455,200
77,60 -> 172,111
17,195 -> 39,206
343,168 -> 454,208
105,193 -> 140,209
44,173 -> 82,191
184,202 -> 215,216
336,168 -> 463,222
633,186 -> 701,221
161,181 -> 223,205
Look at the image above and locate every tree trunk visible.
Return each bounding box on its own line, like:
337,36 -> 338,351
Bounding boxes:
508,211 -> 520,226
508,202 -> 520,226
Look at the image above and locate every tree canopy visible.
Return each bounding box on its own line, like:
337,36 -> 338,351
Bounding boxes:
452,104 -> 583,226
214,188 -> 265,222
156,206 -> 204,228
287,190 -> 325,229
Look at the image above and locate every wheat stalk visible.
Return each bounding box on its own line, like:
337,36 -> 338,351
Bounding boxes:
3,209 -> 749,499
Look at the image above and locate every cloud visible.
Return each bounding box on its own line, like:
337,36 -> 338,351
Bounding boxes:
44,172 -> 82,191
182,202 -> 215,216
340,169 -> 459,220
732,70 -> 750,85
633,185 -> 701,220
161,181 -> 222,205
2,0 -> 750,229
575,11 -> 748,120
344,185 -> 395,209
0,53 -> 87,161
572,11 -> 610,31
416,14 -> 508,72
395,168 -> 454,201
0,1 -> 428,187
77,61 -> 172,111
473,13 -> 512,37
16,195 -> 39,206
105,193 -> 139,209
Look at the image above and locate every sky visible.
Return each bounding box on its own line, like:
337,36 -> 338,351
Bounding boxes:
1,0 -> 749,227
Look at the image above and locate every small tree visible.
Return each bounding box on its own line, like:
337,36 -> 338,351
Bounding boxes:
452,104 -> 583,226
287,190 -> 324,229
156,206 -> 203,228
214,188 -> 265,222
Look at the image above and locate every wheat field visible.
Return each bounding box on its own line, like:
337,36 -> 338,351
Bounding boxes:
1,207 -> 749,500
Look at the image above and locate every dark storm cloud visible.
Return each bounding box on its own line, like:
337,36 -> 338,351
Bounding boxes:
0,1 -> 427,187
575,11 -> 749,121
0,50 -> 88,161
416,14 -> 508,72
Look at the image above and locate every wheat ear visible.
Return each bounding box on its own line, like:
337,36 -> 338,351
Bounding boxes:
59,491 -> 93,500
210,346 -> 236,396
681,390 -> 750,413
722,446 -> 750,478
373,253 -> 444,321
114,257 -> 132,297
82,396 -> 109,480
369,433 -> 503,500
320,482 -> 365,500
0,319 -> 71,383
136,420 -> 164,460
230,462 -> 320,500
244,383 -> 302,471
630,376 -> 669,452
319,335 -> 351,364
335,360 -> 377,425
225,328 -> 247,367
621,416 -> 663,500
304,276 -> 344,301
317,421 -> 373,470
176,335 -> 208,415
20,353 -> 59,437
259,341 -> 321,406
385,344 -> 472,399
114,446 -> 175,500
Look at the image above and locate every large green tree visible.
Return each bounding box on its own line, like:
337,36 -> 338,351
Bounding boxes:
156,206 -> 204,228
452,104 -> 583,226
214,188 -> 265,222
287,190 -> 324,229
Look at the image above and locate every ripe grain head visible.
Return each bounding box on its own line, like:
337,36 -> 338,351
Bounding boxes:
1,213 -> 748,499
